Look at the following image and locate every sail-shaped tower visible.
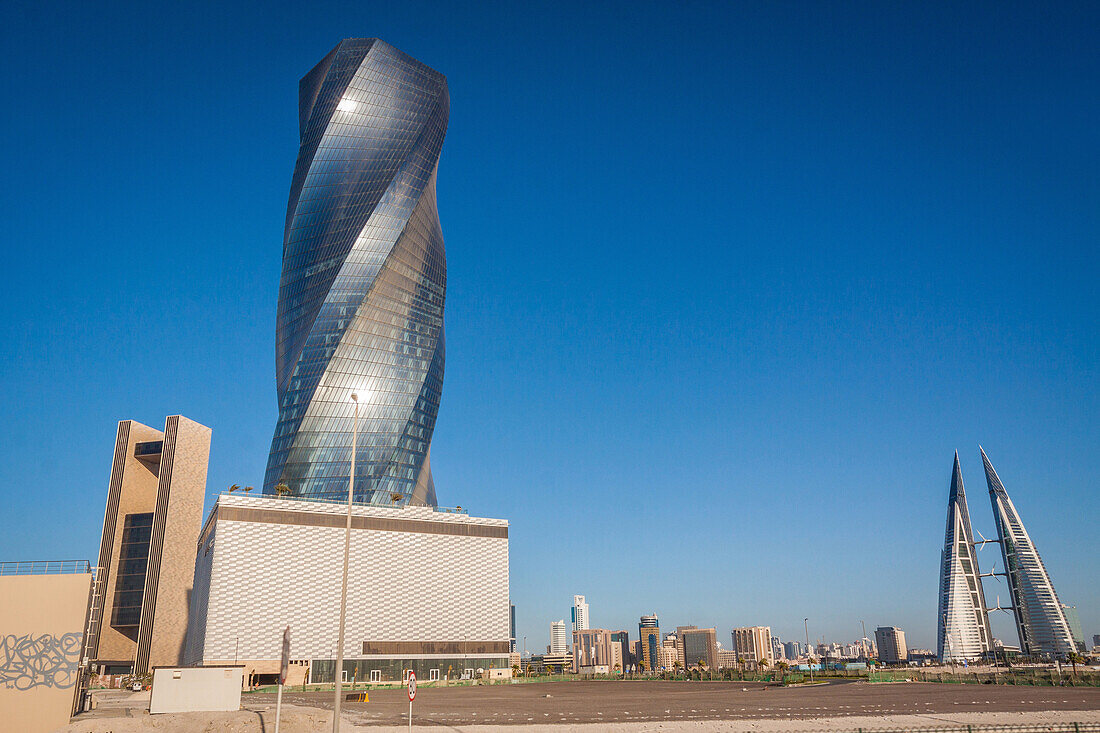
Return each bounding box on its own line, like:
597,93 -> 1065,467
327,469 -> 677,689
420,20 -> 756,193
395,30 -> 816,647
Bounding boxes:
981,447 -> 1076,658
937,452 -> 994,662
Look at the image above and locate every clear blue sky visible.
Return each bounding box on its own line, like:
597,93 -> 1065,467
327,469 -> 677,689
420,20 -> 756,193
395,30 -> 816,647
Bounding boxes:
1,1 -> 1097,653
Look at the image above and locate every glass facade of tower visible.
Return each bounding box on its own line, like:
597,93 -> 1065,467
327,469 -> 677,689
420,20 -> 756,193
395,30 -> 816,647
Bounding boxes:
264,39 -> 449,505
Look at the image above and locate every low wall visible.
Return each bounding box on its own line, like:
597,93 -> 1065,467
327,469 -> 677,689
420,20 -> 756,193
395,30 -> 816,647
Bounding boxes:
0,572 -> 92,733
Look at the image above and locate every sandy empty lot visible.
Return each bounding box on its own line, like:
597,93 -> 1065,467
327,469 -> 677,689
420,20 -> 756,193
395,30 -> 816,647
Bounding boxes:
243,679 -> 1100,726
62,679 -> 1100,731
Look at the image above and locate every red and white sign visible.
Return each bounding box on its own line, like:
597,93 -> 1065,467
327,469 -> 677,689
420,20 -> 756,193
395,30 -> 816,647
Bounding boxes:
407,672 -> 417,701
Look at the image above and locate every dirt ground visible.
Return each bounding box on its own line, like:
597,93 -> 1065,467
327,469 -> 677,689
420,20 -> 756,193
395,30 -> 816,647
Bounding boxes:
60,679 -> 1100,732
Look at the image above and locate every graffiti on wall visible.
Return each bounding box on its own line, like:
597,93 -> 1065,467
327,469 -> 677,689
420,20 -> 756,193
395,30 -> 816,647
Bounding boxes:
0,633 -> 82,690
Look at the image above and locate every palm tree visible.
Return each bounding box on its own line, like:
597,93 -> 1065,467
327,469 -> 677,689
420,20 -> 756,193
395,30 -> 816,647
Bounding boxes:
275,482 -> 291,497
758,657 -> 769,675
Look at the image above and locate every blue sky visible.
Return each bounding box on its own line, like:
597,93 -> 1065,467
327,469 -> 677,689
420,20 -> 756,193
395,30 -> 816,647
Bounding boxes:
1,1 -> 1096,652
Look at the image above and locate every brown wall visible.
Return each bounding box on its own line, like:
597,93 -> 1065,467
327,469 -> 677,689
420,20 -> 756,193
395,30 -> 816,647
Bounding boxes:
0,573 -> 93,733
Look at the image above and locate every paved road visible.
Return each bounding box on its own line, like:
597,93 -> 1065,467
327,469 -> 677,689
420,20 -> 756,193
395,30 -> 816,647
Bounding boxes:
245,680 -> 1100,727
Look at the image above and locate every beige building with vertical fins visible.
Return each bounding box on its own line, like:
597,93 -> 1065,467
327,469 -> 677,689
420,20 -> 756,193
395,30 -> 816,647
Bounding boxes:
87,415 -> 211,675
732,626 -> 774,665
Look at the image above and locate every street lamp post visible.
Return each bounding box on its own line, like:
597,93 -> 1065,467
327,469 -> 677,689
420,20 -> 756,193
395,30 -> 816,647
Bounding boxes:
804,618 -> 813,683
332,392 -> 359,733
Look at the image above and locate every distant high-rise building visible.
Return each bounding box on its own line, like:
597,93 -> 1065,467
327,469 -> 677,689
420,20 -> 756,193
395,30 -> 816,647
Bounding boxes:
656,634 -> 681,670
88,416 -> 211,676
982,448 -> 1076,658
572,595 -> 590,631
938,452 -> 994,662
716,648 -> 736,669
510,604 -> 517,653
674,626 -> 696,667
875,626 -> 908,664
1061,605 -> 1086,652
732,626 -> 773,665
1092,634 -> 1100,649
639,614 -> 660,671
610,630 -> 632,666
783,641 -> 800,660
682,627 -> 718,669
771,636 -> 784,661
573,628 -> 620,671
539,651 -> 573,674
550,620 -> 568,654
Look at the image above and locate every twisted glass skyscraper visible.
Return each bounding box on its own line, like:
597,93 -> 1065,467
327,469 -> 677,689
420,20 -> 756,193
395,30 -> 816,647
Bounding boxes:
937,452 -> 993,662
263,39 -> 448,506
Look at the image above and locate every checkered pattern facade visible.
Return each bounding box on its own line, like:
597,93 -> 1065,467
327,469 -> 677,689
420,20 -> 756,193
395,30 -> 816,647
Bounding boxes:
184,495 -> 508,666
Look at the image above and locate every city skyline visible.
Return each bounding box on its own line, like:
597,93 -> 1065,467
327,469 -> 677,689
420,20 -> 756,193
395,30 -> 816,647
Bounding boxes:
2,1 -> 1097,653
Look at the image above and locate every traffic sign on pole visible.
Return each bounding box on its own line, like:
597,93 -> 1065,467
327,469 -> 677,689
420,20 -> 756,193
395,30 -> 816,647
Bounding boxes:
407,672 -> 416,732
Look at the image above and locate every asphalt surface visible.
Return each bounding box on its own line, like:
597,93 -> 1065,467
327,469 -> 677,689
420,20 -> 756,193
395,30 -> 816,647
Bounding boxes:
244,679 -> 1100,727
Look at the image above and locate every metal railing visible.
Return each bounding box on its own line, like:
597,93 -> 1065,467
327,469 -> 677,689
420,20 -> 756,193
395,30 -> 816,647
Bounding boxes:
815,725 -> 1100,733
869,667 -> 1100,687
0,559 -> 92,575
216,490 -> 468,514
